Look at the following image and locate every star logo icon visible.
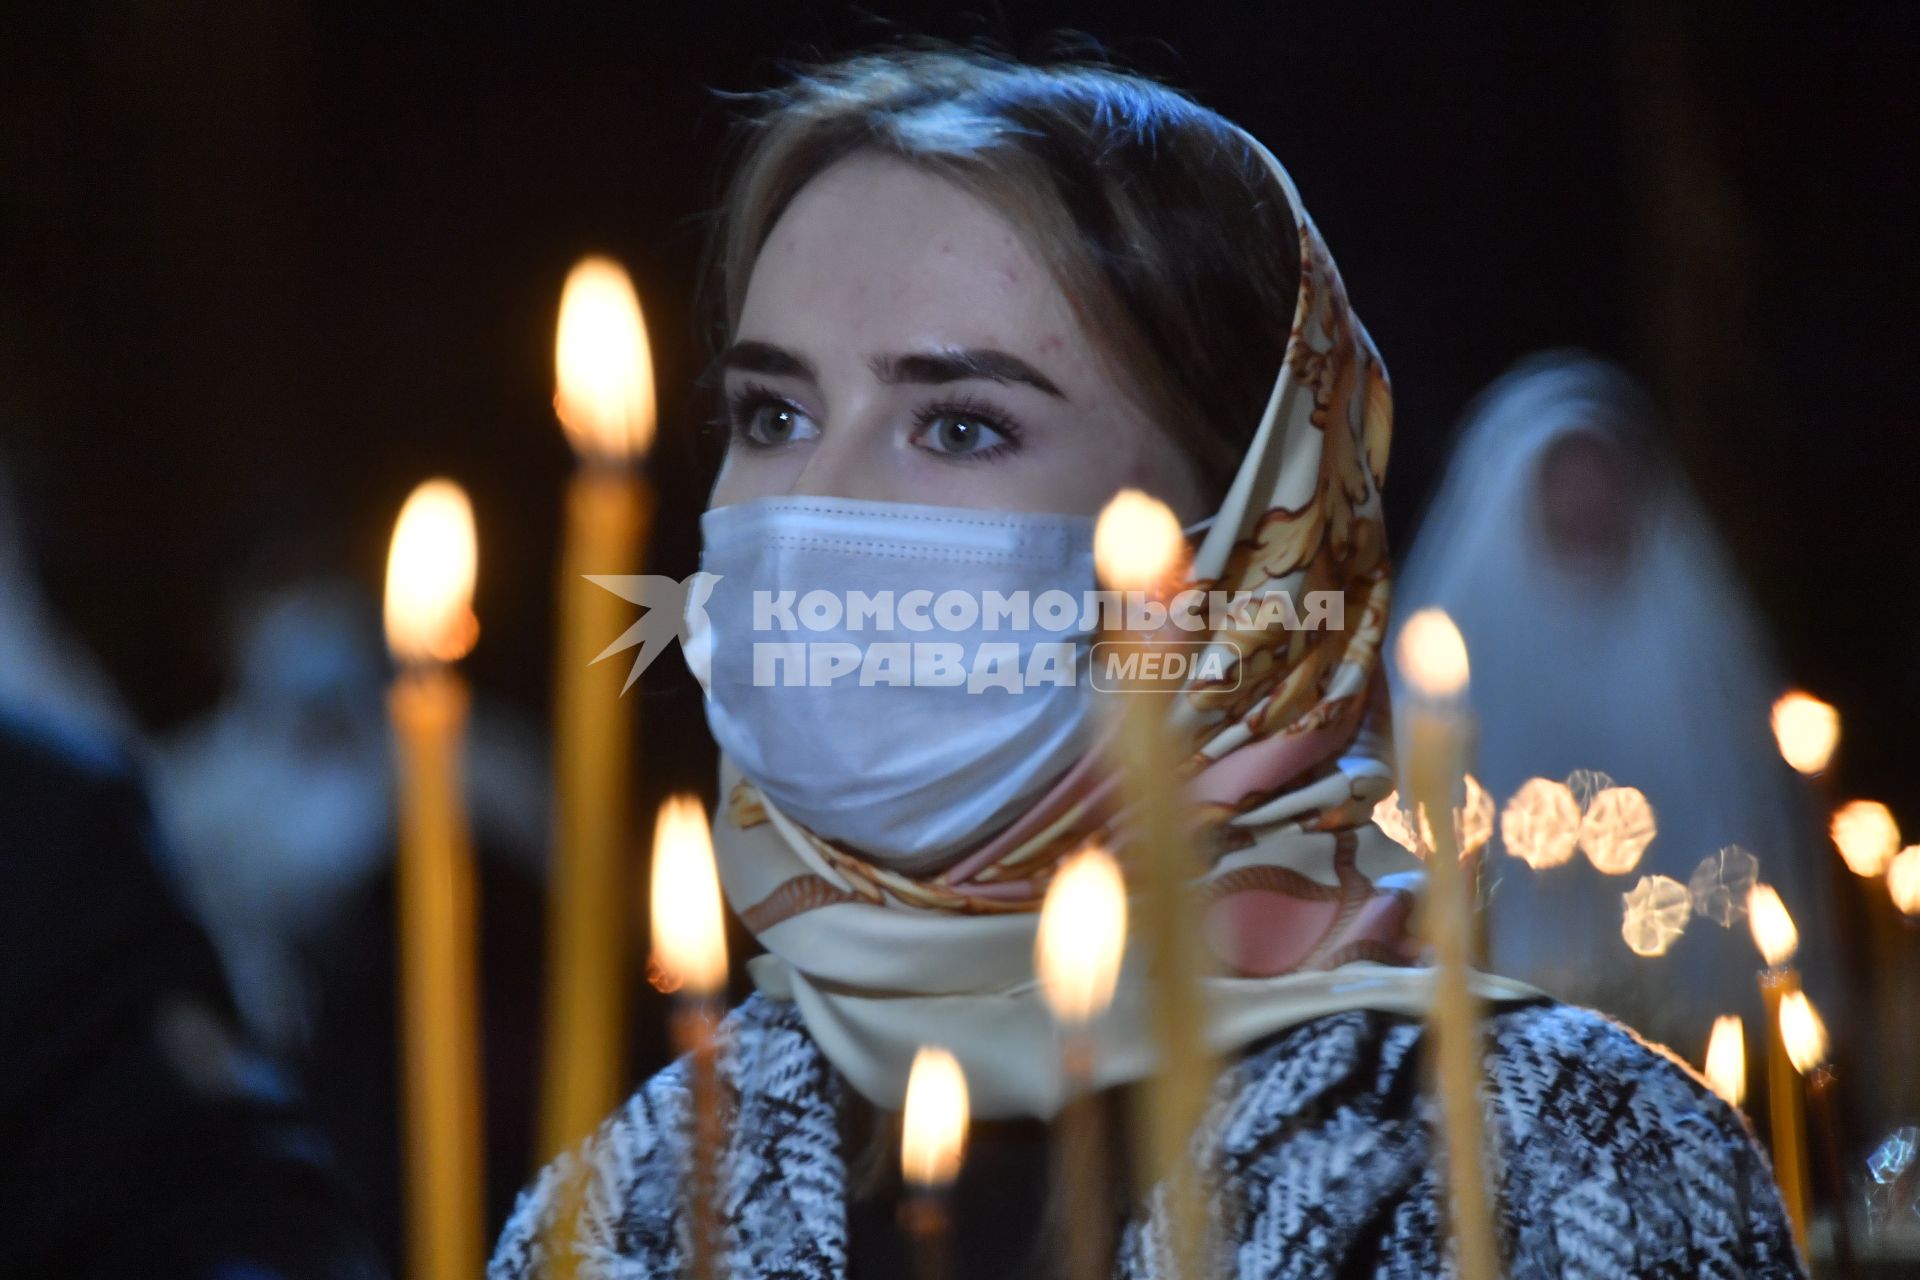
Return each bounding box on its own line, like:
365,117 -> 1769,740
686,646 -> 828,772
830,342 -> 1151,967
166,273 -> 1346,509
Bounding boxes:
583,572 -> 719,693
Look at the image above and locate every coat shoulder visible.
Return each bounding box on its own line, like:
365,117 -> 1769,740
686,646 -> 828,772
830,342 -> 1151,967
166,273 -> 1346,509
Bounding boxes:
487,994 -> 821,1280
1210,1001 -> 1806,1278
1482,1000 -> 1807,1276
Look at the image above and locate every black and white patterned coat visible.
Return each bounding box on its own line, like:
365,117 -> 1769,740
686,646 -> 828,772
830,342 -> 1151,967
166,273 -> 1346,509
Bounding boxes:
490,993 -> 1804,1278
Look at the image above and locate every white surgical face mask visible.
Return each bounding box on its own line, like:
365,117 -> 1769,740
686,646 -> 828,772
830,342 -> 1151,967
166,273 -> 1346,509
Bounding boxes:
684,495 -> 1104,873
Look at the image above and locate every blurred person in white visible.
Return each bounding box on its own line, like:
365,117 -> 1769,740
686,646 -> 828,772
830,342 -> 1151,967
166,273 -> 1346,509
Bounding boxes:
155,576 -> 549,1051
1387,351 -> 1836,1052
153,580 -> 394,1048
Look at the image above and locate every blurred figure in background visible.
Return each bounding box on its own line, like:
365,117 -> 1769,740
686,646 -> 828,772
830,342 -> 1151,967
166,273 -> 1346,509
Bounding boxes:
152,573 -> 557,1258
0,452 -> 386,1277
1387,352 -> 1837,1053
154,580 -> 393,1049
154,576 -> 550,1053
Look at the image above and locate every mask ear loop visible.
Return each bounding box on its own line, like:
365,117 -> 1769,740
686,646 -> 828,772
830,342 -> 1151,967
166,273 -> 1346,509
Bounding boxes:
1181,514 -> 1217,540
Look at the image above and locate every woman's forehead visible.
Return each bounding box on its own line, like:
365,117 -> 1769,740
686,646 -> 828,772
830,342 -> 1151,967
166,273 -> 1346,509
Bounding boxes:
736,153 -> 1095,376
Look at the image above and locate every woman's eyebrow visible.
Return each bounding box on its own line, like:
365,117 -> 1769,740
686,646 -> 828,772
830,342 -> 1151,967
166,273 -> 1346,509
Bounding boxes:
871,348 -> 1066,399
718,339 -> 818,383
716,340 -> 1067,401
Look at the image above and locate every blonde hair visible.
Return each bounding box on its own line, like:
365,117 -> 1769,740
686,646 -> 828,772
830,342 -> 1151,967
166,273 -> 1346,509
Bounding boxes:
700,41 -> 1302,498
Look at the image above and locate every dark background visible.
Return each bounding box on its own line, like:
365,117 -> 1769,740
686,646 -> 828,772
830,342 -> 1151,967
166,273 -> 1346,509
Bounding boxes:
6,2 -> 1916,808
6,2 -> 1916,800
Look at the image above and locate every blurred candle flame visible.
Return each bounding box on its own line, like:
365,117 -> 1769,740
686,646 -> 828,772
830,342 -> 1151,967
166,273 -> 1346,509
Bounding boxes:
555,256 -> 656,461
1889,845 -> 1920,916
1457,775 -> 1494,855
647,795 -> 728,998
1747,883 -> 1799,969
1035,845 -> 1129,1026
1704,1015 -> 1746,1107
1395,608 -> 1469,699
383,479 -> 479,664
1500,777 -> 1582,870
1779,991 -> 1829,1076
1373,790 -> 1426,857
1383,774 -> 1496,859
1771,692 -> 1840,775
1621,874 -> 1692,957
901,1046 -> 969,1190
1831,799 -> 1901,878
1093,489 -> 1184,593
1578,785 -> 1658,875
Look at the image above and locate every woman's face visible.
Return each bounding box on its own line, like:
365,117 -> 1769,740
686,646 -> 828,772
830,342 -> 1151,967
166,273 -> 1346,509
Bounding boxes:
708,152 -> 1214,522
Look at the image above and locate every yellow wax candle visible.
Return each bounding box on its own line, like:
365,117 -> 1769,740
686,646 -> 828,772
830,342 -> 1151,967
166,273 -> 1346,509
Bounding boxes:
1780,991 -> 1854,1274
902,1046 -> 969,1280
1748,884 -> 1812,1254
384,480 -> 486,1280
1396,609 -> 1497,1280
1036,845 -> 1130,1280
651,795 -> 732,1280
540,256 -> 658,1163
1758,972 -> 1811,1247
1093,490 -> 1211,1279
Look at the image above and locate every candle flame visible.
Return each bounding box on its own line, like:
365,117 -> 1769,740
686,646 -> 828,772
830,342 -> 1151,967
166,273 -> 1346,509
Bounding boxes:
1375,780 -> 1492,859
1035,845 -> 1129,1026
647,795 -> 728,997
901,1046 -> 969,1190
1688,845 -> 1760,929
1395,608 -> 1469,698
1093,489 -> 1184,593
1771,691 -> 1839,775
383,478 -> 479,664
1778,991 -> 1829,1075
1500,777 -> 1582,870
1373,790 -> 1427,857
1747,883 -> 1798,968
555,256 -> 656,461
1831,799 -> 1901,878
1889,845 -> 1920,916
1458,774 -> 1494,855
1621,874 -> 1692,957
1577,785 -> 1658,875
1704,1015 -> 1746,1107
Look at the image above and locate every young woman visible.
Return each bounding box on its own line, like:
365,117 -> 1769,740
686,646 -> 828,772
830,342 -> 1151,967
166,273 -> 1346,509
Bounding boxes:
493,44 -> 1802,1279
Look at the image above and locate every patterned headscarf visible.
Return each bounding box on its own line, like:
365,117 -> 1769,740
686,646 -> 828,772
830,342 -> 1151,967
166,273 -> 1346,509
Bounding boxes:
707,127 -> 1539,1119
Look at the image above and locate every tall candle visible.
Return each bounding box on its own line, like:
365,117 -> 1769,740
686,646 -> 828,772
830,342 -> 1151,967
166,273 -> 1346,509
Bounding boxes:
1093,490 -> 1211,1279
1780,990 -> 1854,1274
1035,844 -> 1129,1280
649,795 -> 731,1280
902,1047 -> 969,1280
1748,882 -> 1812,1252
540,256 -> 658,1163
1394,608 -> 1498,1280
384,479 -> 486,1280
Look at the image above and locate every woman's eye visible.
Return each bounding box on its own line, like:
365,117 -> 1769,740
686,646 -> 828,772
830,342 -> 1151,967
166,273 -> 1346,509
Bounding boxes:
912,412 -> 1014,458
731,395 -> 818,449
